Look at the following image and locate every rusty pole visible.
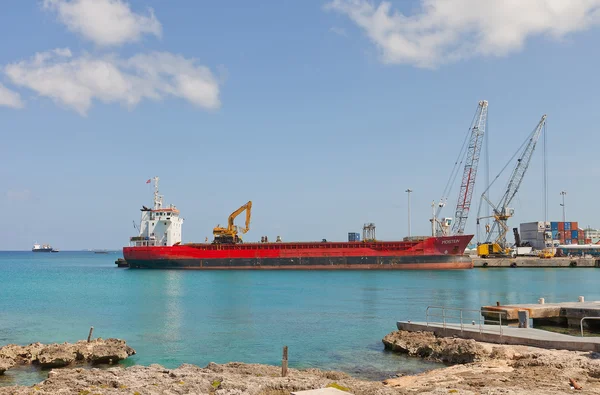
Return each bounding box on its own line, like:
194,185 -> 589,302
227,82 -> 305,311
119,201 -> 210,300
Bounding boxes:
282,346 -> 288,377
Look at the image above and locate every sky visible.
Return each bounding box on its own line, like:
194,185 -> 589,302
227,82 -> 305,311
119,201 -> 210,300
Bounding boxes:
1,0 -> 600,250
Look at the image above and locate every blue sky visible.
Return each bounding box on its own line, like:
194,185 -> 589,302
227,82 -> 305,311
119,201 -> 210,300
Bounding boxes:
1,0 -> 600,250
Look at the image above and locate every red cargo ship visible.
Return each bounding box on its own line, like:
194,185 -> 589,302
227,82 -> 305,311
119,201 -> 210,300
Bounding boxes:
122,178 -> 473,270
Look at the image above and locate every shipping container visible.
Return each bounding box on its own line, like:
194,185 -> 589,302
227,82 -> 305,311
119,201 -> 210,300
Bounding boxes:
552,230 -> 559,239
572,230 -> 578,239
578,230 -> 584,239
572,222 -> 579,230
520,222 -> 544,232
565,222 -> 571,231
551,222 -> 559,231
579,240 -> 585,245
586,238 -> 592,244
348,232 -> 360,242
566,239 -> 572,245
521,230 -> 544,237
558,222 -> 565,231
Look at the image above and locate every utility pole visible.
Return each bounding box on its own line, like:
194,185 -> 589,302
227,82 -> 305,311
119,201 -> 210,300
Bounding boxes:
560,191 -> 567,222
405,189 -> 413,237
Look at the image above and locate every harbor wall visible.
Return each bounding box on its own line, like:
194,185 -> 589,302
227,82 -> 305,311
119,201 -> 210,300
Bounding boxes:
473,257 -> 600,268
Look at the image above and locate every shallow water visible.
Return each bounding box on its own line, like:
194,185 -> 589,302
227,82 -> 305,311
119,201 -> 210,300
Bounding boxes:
1,251 -> 600,386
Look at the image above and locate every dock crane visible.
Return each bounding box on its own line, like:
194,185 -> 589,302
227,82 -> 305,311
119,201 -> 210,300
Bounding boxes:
213,201 -> 252,244
434,100 -> 488,236
451,100 -> 488,235
476,115 -> 547,257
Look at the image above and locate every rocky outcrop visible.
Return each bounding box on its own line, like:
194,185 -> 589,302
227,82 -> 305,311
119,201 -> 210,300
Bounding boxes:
382,330 -> 487,364
0,362 -> 397,395
382,330 -> 600,393
0,357 -> 14,374
0,338 -> 135,373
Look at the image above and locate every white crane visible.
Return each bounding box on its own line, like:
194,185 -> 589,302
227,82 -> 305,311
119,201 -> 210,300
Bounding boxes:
476,115 -> 547,256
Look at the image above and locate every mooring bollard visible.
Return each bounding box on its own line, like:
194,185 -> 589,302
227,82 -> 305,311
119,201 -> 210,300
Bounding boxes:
578,296 -> 585,303
538,298 -> 545,305
87,326 -> 94,342
282,346 -> 288,377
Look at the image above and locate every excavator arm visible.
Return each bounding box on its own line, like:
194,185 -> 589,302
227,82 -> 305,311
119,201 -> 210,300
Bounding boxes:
227,201 -> 252,233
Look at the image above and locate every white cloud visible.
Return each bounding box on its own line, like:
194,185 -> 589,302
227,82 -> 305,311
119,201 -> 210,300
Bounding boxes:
0,83 -> 24,109
43,0 -> 162,46
327,0 -> 600,68
4,48 -> 221,115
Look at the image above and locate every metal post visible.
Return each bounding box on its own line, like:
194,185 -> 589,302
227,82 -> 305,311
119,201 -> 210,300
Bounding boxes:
460,310 -> 463,331
560,191 -> 567,223
499,313 -> 502,336
442,308 -> 446,329
282,346 -> 288,377
405,189 -> 413,237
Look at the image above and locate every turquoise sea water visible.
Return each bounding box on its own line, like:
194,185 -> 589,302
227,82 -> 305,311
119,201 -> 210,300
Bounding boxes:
1,251 -> 600,386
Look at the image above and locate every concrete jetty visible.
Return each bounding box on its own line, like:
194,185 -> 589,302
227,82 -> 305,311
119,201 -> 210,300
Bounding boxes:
481,299 -> 600,329
397,321 -> 600,352
473,256 -> 600,267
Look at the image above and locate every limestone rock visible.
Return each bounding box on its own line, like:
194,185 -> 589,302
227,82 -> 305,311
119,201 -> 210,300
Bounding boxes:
36,344 -> 77,368
382,330 -> 487,363
0,338 -> 135,374
0,356 -> 15,374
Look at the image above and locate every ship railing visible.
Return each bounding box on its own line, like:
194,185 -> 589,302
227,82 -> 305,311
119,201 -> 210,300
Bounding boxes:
425,306 -> 505,337
580,317 -> 600,337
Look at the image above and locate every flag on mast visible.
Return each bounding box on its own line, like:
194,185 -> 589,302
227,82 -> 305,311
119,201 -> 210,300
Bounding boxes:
146,179 -> 151,184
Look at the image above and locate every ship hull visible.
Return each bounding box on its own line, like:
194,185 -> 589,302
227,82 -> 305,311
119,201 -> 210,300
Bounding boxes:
125,255 -> 472,270
32,249 -> 53,252
124,235 -> 474,270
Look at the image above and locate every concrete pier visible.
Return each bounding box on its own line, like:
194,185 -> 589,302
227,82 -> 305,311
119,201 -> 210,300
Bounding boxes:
397,321 -> 600,352
473,256 -> 600,268
481,300 -> 600,329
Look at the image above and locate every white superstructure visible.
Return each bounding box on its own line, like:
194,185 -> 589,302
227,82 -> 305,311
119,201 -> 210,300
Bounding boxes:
130,177 -> 183,247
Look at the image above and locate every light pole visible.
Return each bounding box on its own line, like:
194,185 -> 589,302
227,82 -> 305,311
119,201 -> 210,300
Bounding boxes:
405,189 -> 413,237
560,191 -> 567,223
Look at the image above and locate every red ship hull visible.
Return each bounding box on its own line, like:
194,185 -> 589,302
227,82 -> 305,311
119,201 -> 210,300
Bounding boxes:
123,235 -> 473,270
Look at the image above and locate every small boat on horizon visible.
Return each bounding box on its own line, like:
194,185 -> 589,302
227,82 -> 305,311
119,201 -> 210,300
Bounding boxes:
32,243 -> 55,253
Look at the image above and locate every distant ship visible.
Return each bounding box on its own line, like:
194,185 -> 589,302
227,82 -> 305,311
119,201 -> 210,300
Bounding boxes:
32,243 -> 54,252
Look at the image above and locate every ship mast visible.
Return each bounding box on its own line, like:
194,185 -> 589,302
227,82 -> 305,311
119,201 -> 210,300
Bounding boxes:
153,176 -> 163,210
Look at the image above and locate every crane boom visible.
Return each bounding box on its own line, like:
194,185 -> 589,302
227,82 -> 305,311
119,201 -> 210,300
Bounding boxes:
478,115 -> 546,253
497,115 -> 546,212
451,100 -> 488,235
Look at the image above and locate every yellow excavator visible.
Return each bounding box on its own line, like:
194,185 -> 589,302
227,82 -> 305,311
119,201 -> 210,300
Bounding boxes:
213,201 -> 252,244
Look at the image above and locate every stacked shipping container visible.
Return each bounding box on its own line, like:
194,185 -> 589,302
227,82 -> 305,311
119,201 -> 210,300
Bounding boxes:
519,221 -> 583,248
548,221 -> 581,245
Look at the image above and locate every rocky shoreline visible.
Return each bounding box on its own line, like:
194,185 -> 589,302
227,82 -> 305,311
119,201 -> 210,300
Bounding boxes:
1,331 -> 599,394
0,338 -> 135,373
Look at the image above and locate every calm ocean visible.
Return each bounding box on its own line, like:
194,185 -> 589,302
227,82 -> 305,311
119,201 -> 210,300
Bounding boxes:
1,251 -> 600,386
